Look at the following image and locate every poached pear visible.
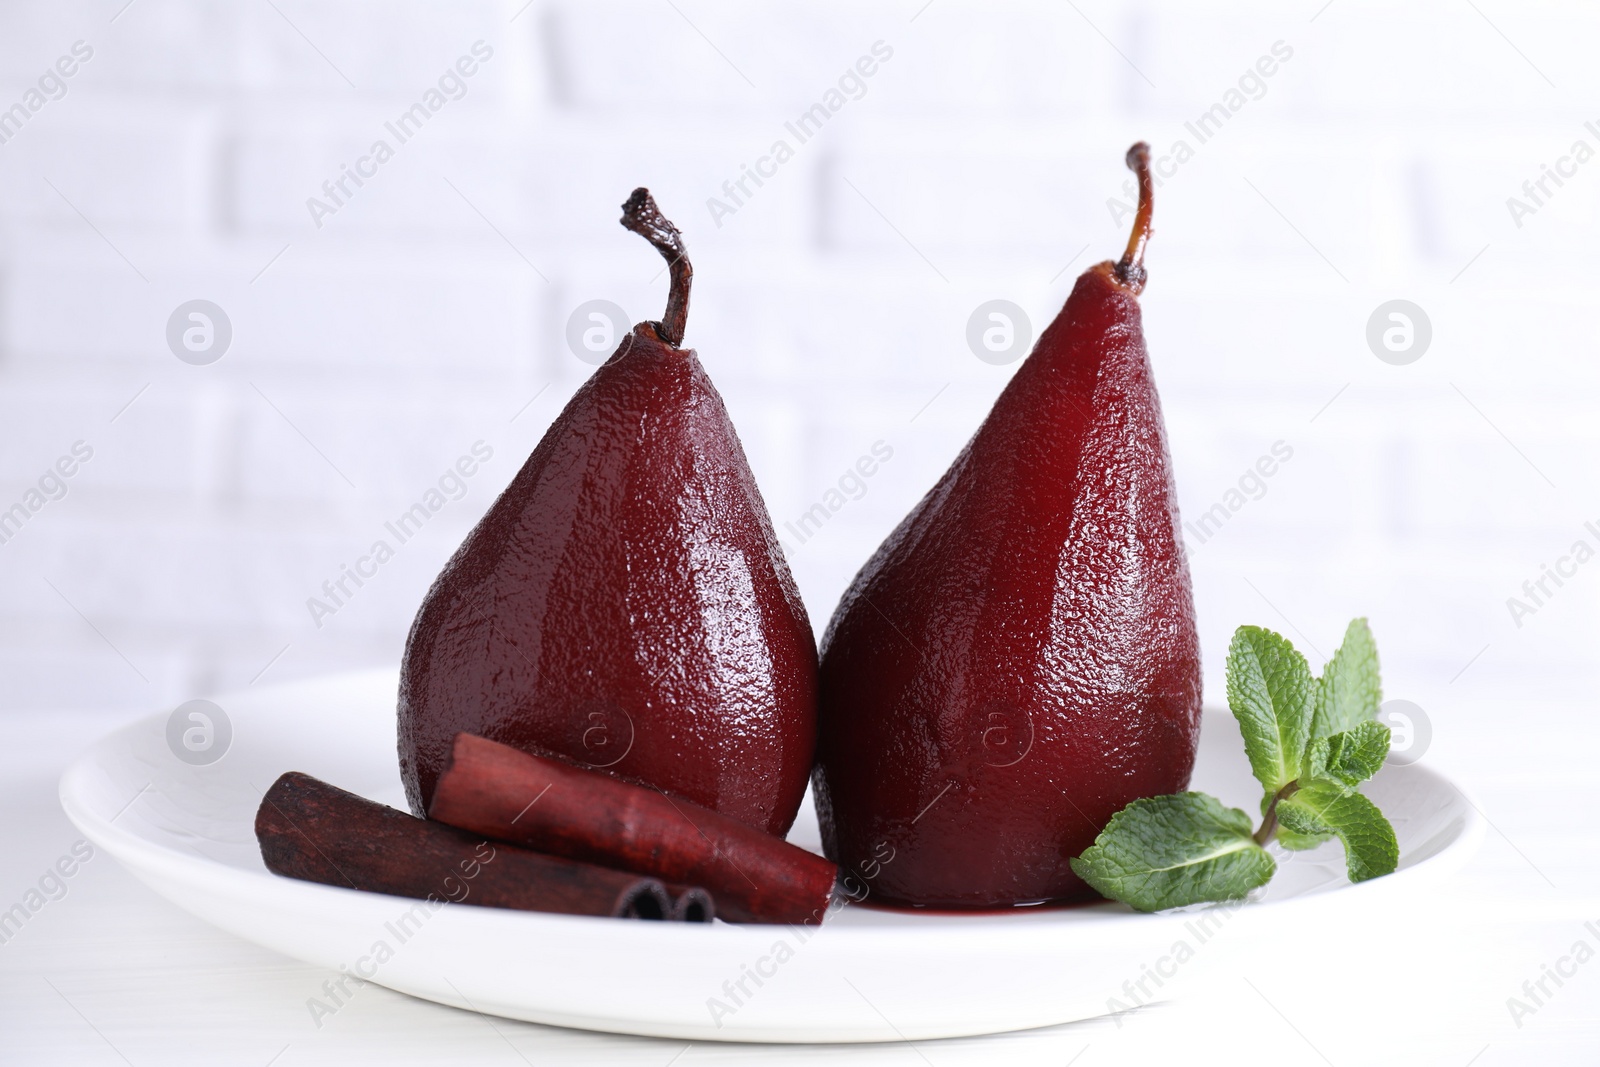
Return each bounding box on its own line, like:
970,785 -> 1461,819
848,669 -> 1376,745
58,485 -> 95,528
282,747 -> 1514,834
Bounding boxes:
399,189 -> 817,836
813,144 -> 1201,906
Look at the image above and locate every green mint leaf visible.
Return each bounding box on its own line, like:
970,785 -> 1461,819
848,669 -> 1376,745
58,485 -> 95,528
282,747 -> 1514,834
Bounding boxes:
1277,779 -> 1398,883
1305,720 -> 1391,787
1071,792 -> 1276,913
1276,827 -> 1332,851
1226,626 -> 1315,798
1311,618 -> 1382,741
1262,792 -> 1334,849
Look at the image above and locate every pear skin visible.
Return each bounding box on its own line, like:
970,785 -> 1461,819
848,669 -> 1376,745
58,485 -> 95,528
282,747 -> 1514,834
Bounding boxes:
813,145 -> 1201,906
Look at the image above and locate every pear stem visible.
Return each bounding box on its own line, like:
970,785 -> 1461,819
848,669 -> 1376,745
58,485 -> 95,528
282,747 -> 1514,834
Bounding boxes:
620,188 -> 692,348
1113,142 -> 1153,295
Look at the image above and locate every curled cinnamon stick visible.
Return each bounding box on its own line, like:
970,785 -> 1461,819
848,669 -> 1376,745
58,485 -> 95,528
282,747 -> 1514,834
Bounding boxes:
256,771 -> 688,921
429,733 -> 838,925
669,886 -> 716,923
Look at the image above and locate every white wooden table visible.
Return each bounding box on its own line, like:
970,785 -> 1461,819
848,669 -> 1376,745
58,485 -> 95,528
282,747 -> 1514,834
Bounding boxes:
3,687 -> 1594,1067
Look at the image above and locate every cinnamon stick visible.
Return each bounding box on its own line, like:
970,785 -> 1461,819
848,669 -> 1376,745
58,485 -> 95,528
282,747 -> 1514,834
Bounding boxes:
429,733 -> 838,925
256,771 -> 686,920
669,886 -> 716,923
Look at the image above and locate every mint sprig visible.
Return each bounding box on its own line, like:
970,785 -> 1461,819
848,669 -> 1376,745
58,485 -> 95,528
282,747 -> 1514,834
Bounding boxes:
1070,618 -> 1399,912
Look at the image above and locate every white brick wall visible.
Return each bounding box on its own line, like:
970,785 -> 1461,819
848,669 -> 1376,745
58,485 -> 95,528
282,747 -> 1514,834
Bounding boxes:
1,0 -> 1596,739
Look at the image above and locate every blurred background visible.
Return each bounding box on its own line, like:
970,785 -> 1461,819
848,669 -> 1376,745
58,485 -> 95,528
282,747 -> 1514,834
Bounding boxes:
2,0 -> 1599,1057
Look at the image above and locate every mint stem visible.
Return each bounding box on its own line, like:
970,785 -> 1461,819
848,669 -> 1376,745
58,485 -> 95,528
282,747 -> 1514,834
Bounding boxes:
1253,781 -> 1299,846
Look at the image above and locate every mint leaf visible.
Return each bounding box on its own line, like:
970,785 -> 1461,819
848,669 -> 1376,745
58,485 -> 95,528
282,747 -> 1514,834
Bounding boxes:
1071,793 -> 1276,912
1311,618 -> 1381,741
1306,720 -> 1391,787
1277,779 -> 1398,882
1276,828 -> 1331,851
1226,626 -> 1315,798
1262,789 -> 1332,850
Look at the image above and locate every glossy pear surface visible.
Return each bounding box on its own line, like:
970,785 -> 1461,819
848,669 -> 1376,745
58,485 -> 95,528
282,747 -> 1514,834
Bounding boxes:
400,325 -> 817,836
813,265 -> 1201,907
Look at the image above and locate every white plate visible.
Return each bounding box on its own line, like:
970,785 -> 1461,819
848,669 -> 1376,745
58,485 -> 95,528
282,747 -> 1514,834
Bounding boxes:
59,669 -> 1481,1043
